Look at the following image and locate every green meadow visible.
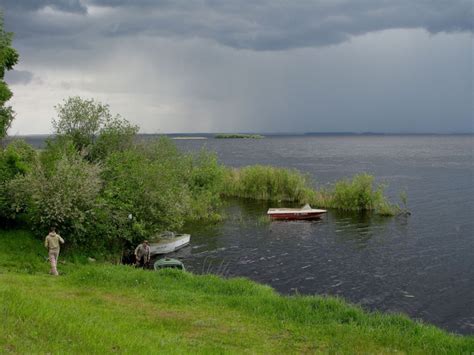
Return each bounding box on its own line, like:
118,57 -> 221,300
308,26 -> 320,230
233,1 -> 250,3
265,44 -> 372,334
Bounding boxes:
1,229 -> 473,354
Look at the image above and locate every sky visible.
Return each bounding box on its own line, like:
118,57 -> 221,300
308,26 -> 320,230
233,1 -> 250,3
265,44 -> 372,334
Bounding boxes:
1,0 -> 472,134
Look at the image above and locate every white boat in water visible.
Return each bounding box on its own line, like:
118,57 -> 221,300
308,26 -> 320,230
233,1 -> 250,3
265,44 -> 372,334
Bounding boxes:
148,232 -> 191,255
267,204 -> 327,220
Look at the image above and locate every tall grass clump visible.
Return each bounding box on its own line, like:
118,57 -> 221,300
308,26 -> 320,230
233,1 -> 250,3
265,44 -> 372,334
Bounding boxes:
316,173 -> 400,216
223,165 -> 315,203
223,166 -> 400,216
186,149 -> 225,222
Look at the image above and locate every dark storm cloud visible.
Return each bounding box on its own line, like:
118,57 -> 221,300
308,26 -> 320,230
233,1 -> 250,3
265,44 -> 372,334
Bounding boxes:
4,70 -> 34,85
1,0 -> 471,134
0,0 -> 86,13
1,0 -> 471,50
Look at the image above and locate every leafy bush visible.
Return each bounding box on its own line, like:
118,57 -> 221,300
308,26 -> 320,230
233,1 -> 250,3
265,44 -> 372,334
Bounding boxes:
8,149 -> 102,245
0,140 -> 37,222
0,139 -> 36,179
39,136 -> 79,171
101,139 -> 192,242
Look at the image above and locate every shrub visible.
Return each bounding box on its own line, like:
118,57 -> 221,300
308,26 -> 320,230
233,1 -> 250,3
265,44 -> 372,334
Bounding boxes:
0,139 -> 37,222
0,139 -> 36,179
8,150 -> 102,245
101,139 -> 192,243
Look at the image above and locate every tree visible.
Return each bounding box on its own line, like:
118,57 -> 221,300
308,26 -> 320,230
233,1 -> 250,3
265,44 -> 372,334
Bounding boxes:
53,96 -> 139,160
0,12 -> 19,139
0,139 -> 36,223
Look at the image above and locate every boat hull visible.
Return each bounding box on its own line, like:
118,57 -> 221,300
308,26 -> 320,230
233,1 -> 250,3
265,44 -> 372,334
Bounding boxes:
267,207 -> 327,220
148,234 -> 190,255
268,211 -> 326,220
153,258 -> 185,271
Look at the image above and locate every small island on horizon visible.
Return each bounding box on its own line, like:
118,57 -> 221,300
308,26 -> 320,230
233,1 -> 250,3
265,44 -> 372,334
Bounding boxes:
215,133 -> 265,139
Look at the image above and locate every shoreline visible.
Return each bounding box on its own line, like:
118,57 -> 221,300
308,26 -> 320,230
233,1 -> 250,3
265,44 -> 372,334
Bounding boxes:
1,229 -> 472,352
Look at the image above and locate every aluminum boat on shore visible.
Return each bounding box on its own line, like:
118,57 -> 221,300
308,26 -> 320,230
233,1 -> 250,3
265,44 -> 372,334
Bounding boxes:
148,232 -> 191,255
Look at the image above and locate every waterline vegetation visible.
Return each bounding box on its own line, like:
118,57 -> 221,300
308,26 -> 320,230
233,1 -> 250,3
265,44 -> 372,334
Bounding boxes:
222,166 -> 402,216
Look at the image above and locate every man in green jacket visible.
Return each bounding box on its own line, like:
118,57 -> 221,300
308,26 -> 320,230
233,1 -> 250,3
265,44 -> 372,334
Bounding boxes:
134,240 -> 151,268
44,227 -> 65,276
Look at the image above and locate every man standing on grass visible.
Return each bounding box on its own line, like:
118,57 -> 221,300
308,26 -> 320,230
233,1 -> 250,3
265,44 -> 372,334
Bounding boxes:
44,227 -> 65,276
134,240 -> 150,268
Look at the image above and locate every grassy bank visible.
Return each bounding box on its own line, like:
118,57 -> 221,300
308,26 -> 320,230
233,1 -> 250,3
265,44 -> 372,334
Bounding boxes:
1,230 -> 472,353
215,134 -> 264,139
223,166 -> 401,216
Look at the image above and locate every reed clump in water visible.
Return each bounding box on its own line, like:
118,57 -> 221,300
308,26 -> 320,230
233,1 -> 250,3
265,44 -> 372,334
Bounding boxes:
316,173 -> 400,216
222,166 -> 400,216
223,165 -> 316,203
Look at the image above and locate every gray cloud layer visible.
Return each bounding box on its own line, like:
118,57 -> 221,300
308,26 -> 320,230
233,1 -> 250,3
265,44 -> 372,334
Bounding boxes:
4,70 -> 34,85
0,0 -> 472,134
1,0 -> 472,50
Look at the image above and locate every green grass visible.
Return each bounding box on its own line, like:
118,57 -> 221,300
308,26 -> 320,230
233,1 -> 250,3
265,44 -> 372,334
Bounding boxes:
1,230 -> 472,353
223,166 -> 401,216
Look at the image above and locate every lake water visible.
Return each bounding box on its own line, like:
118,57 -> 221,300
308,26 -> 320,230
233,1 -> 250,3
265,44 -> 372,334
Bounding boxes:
170,135 -> 473,335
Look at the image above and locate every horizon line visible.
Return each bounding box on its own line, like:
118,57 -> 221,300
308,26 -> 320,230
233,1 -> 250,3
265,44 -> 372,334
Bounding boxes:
6,131 -> 474,137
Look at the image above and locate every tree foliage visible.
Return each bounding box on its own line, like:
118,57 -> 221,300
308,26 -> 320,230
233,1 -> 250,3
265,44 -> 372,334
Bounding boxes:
53,96 -> 139,159
101,139 -> 192,241
0,12 -> 19,139
0,140 -> 37,222
8,149 -> 103,245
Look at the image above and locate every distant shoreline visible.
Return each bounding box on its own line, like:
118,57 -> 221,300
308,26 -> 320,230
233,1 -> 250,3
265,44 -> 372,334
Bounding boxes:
5,132 -> 473,139
6,132 -> 471,150
215,134 -> 264,139
172,136 -> 208,140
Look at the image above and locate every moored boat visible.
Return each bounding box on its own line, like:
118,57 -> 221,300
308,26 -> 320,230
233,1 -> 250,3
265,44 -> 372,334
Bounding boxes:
267,204 -> 326,220
153,258 -> 185,271
148,232 -> 191,255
